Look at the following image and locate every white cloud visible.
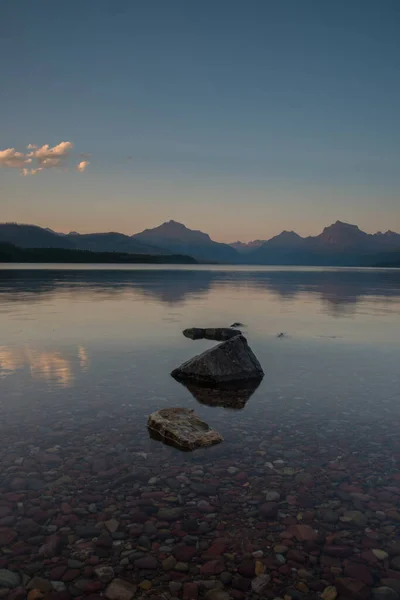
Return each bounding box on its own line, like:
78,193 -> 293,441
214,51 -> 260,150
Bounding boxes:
0,148 -> 28,168
76,160 -> 89,172
28,141 -> 73,168
1,141 -> 90,176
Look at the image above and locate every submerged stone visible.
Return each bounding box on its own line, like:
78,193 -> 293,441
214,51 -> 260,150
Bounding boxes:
147,408 -> 223,450
172,334 -> 264,385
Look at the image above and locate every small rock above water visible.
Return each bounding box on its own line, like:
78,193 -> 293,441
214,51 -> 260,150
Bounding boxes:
172,334 -> 264,385
147,408 -> 223,450
183,327 -> 241,341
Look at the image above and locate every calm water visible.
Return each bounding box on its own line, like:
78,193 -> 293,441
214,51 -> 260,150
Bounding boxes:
1,265 -> 400,597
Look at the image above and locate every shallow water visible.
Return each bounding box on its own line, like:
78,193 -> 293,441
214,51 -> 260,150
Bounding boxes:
1,265 -> 400,599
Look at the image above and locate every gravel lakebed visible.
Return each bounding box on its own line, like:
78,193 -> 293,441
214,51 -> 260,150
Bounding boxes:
1,393 -> 400,600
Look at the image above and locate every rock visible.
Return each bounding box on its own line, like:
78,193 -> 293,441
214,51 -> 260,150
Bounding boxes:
391,557 -> 400,571
324,545 -> 354,558
289,524 -> 318,542
105,578 -> 137,600
0,528 -> 17,546
105,519 -> 119,533
26,578 -> 52,593
341,510 -> 368,528
373,549 -> 389,560
148,408 -> 223,450
134,556 -> 158,569
336,577 -> 370,600
238,559 -> 255,577
183,327 -> 241,341
265,490 -> 280,502
94,565 -> 114,583
204,591 -> 231,600
372,588 -> 400,600
162,556 -> 177,571
220,572 -> 233,585
0,570 -> 20,589
27,590 -> 44,600
321,586 -> 337,600
344,563 -> 374,585
157,507 -> 184,521
183,582 -> 199,599
171,335 -> 264,385
173,545 -> 198,561
381,581 -> 400,595
38,535 -> 61,558
251,574 -> 271,593
76,525 -> 101,538
259,502 -> 279,518
200,560 -> 225,575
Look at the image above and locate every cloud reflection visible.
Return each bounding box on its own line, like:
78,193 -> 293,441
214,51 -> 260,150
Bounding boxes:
0,345 -> 88,387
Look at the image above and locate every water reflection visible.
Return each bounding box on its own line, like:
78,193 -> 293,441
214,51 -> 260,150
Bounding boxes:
0,345 -> 88,387
179,379 -> 261,409
0,267 -> 399,317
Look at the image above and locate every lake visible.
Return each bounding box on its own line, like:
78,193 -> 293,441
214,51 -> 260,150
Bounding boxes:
1,265 -> 400,599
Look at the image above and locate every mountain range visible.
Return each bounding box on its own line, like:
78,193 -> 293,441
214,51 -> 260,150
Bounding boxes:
1,220 -> 400,266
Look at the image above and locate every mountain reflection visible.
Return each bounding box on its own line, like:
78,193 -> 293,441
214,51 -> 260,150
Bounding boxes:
0,268 -> 399,316
0,345 -> 88,387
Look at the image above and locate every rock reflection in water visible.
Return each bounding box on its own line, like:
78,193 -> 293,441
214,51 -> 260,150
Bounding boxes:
178,379 -> 261,409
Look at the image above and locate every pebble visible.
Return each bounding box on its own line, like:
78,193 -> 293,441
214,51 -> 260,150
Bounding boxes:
104,578 -> 137,600
0,570 -> 20,589
251,574 -> 271,593
372,588 -> 400,600
373,549 -> 389,560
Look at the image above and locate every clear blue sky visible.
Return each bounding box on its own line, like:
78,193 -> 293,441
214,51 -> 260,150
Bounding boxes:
1,0 -> 399,241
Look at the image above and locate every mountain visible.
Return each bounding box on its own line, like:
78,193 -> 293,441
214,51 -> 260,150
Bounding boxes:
0,224 -> 167,256
133,220 -> 240,263
249,221 -> 400,266
0,223 -> 76,249
230,240 -> 266,253
1,220 -> 400,266
66,232 -> 165,255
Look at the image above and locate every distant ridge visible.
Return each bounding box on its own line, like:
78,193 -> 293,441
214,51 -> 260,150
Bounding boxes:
1,220 -> 399,266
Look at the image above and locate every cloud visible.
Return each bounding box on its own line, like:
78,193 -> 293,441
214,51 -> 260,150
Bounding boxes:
21,167 -> 43,177
28,141 -> 73,168
1,141 -> 90,176
0,148 -> 28,168
76,160 -> 89,172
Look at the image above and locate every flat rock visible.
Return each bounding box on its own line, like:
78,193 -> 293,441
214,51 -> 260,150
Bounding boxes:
148,408 -> 223,450
183,327 -> 241,341
171,334 -> 264,385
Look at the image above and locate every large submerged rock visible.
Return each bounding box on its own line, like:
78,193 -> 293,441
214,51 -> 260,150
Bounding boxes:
172,334 -> 264,385
183,327 -> 241,341
147,408 -> 223,450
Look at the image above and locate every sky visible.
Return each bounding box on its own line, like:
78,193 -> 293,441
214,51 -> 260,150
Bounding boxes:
1,0 -> 399,242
